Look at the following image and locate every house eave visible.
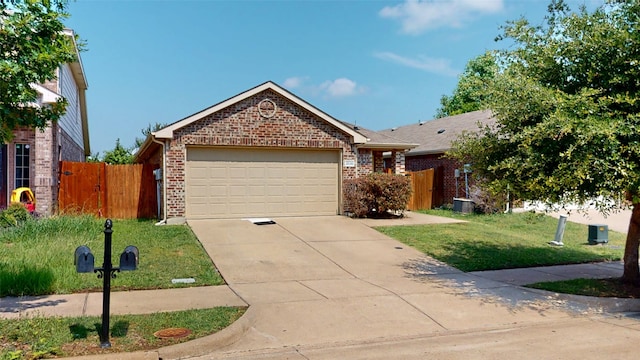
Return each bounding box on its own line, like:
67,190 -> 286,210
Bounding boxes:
134,135 -> 157,163
407,148 -> 450,156
63,29 -> 90,156
358,142 -> 419,150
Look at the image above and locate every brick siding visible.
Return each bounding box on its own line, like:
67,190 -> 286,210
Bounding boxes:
7,124 -> 85,215
165,89 -> 357,218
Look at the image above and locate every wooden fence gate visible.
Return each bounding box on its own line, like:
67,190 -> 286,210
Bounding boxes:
407,169 -> 435,211
59,162 -> 157,219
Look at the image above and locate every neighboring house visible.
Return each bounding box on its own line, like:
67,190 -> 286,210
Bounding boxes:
380,110 -> 496,206
1,29 -> 89,215
135,81 -> 415,222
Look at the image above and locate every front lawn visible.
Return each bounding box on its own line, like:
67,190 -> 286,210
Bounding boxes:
375,210 -> 626,272
0,215 -> 240,359
0,307 -> 245,359
526,278 -> 640,298
0,215 -> 224,296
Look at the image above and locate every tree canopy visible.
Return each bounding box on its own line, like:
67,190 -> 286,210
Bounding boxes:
134,122 -> 166,148
435,51 -> 498,118
102,139 -> 134,165
448,0 -> 640,283
0,0 -> 76,143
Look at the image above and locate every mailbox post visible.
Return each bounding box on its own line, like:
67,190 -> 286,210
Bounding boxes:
74,219 -> 139,348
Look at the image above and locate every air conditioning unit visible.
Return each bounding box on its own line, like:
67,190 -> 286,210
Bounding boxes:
588,224 -> 608,244
453,198 -> 474,214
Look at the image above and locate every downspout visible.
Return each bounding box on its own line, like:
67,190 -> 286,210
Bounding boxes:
152,136 -> 168,225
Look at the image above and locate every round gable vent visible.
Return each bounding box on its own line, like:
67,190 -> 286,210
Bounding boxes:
258,99 -> 277,118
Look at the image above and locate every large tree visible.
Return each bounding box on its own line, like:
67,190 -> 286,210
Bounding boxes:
0,0 -> 76,142
449,0 -> 640,283
435,51 -> 498,118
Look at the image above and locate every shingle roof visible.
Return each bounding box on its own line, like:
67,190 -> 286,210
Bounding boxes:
339,122 -> 418,150
379,110 -> 496,155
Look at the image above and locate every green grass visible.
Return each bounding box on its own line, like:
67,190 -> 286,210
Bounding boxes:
0,215 -> 224,296
375,210 -> 626,272
526,278 -> 640,298
0,307 -> 246,359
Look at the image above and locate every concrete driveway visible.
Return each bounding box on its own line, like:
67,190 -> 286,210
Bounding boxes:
177,216 -> 640,359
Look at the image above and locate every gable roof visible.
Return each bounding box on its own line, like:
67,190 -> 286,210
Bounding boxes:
339,121 -> 418,150
153,81 -> 367,144
380,110 -> 496,156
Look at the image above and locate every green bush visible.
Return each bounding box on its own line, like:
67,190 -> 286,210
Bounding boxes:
0,203 -> 30,228
344,173 -> 412,218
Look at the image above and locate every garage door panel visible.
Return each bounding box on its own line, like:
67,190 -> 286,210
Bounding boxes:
245,185 -> 263,196
189,167 -> 210,180
187,148 -> 339,219
229,185 -> 249,196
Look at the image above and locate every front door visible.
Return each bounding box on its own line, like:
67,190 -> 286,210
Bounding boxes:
0,145 -> 7,208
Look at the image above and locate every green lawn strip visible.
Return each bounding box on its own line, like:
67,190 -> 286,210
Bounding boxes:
375,210 -> 625,272
0,216 -> 223,296
0,307 -> 246,359
526,278 -> 640,298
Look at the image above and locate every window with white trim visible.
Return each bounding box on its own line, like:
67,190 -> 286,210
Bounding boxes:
15,144 -> 30,188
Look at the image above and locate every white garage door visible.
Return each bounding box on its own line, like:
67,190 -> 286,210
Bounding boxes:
186,147 -> 340,219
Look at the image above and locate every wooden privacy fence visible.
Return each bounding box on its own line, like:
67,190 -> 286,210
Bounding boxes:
59,162 -> 157,219
407,169 -> 435,211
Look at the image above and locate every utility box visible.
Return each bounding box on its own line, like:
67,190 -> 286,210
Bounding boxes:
453,198 -> 475,214
588,224 -> 609,244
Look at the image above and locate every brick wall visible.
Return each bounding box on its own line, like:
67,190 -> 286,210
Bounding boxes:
6,125 -> 85,216
59,129 -> 85,162
34,125 -> 56,215
357,149 -> 372,176
406,153 -> 466,205
165,89 -> 357,218
41,70 -> 59,93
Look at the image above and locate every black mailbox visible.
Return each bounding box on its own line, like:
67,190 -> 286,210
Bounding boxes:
74,245 -> 95,273
119,245 -> 139,271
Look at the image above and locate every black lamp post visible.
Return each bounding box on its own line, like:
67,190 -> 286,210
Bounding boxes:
74,219 -> 139,348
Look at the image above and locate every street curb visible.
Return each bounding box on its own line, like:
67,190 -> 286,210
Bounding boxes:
524,287 -> 640,313
157,305 -> 256,359
60,306 -> 255,360
558,292 -> 640,313
62,350 -> 160,360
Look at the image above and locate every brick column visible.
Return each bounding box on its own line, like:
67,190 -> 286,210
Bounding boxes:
394,150 -> 406,175
34,124 -> 58,215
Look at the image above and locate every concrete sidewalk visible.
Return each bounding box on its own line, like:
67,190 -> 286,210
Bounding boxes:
1,211 -> 640,360
0,286 -> 247,320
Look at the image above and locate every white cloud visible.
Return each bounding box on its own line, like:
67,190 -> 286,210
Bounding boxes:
319,78 -> 362,97
283,76 -> 307,88
379,0 -> 504,34
374,51 -> 459,77
285,77 -> 365,98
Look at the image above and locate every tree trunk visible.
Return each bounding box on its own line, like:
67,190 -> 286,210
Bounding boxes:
621,201 -> 640,285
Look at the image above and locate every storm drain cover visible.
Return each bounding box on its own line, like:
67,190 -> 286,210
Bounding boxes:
153,327 -> 192,339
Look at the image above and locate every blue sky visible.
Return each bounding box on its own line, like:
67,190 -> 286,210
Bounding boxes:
64,0 -> 600,156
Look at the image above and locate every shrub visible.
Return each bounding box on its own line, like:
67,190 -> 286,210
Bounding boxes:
0,203 -> 30,228
344,173 -> 412,218
469,183 -> 507,214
